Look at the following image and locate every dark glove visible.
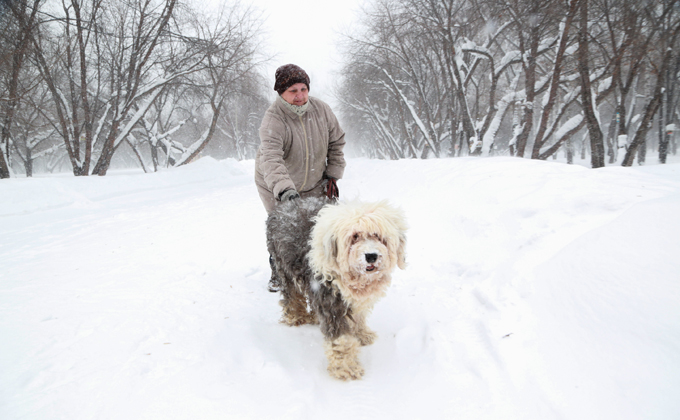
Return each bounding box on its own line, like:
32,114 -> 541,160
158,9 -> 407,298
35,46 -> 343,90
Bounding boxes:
325,177 -> 339,200
279,189 -> 300,201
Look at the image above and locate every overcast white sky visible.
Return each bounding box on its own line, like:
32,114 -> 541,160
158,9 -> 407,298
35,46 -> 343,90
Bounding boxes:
246,0 -> 365,104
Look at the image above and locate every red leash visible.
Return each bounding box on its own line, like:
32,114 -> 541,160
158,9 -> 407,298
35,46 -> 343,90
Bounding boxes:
326,178 -> 339,200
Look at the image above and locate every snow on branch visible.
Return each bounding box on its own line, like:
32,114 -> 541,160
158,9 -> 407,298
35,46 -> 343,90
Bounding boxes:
380,68 -> 438,155
113,89 -> 164,150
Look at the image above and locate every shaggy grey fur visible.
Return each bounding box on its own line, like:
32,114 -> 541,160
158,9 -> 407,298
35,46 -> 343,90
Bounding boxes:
266,197 -> 351,339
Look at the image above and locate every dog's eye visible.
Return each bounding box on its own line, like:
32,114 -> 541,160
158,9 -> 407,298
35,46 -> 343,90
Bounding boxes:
352,233 -> 359,243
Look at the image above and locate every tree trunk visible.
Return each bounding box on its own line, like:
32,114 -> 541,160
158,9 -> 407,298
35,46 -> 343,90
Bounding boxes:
566,137 -> 574,164
32,41 -> 83,175
658,99 -> 668,163
578,0 -> 606,168
0,0 -> 42,179
606,112 -> 618,163
515,27 -> 539,157
531,0 -> 579,159
91,120 -> 120,176
178,102 -> 222,166
0,143 -> 9,179
24,148 -> 33,177
622,49 -> 674,166
72,0 -> 98,175
451,49 -> 476,151
638,138 -> 647,165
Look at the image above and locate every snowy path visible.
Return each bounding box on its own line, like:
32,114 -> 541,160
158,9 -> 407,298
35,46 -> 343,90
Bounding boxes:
1,157 -> 679,419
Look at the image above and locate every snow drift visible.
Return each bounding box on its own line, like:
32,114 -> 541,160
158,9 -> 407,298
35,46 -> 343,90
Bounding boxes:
1,157 -> 679,419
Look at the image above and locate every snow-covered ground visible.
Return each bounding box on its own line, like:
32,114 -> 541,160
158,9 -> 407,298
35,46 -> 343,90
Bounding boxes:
1,157 -> 679,420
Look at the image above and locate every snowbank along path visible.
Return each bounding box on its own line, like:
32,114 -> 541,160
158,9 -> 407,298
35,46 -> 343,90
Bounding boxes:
1,157 -> 679,420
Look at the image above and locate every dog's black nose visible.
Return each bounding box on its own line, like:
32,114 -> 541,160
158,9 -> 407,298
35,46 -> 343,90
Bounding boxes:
365,253 -> 378,263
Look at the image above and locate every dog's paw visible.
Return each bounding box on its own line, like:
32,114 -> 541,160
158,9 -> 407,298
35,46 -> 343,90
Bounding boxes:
356,329 -> 377,346
324,335 -> 364,380
306,311 -> 320,325
280,317 -> 304,327
280,314 -> 311,327
328,360 -> 365,381
281,310 -> 319,327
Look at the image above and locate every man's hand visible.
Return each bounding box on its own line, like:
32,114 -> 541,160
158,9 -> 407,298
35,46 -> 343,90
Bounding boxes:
325,177 -> 339,200
279,189 -> 300,201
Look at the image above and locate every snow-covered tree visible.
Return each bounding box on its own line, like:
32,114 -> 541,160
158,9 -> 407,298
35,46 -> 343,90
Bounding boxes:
0,0 -> 43,178
337,0 -> 680,166
1,0 -> 268,177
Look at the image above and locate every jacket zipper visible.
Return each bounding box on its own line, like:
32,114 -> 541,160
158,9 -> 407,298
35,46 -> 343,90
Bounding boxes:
300,114 -> 310,191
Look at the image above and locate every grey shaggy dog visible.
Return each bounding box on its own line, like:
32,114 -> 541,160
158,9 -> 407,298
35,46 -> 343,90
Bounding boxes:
266,196 -> 407,380
266,197 -> 347,333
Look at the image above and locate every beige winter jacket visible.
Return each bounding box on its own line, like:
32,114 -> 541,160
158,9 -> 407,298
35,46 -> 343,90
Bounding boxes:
255,96 -> 346,202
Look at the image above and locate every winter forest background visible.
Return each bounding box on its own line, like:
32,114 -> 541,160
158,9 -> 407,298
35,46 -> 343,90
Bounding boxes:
1,0 -> 680,178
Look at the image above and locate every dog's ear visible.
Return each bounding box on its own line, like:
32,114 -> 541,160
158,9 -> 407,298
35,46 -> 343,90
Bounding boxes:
383,203 -> 407,270
396,232 -> 407,270
323,231 -> 338,263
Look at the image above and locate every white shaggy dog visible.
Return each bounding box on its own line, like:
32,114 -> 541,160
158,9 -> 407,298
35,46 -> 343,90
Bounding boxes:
266,198 -> 407,380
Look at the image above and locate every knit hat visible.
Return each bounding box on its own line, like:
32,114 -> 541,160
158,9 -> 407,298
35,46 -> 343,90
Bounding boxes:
274,64 -> 310,95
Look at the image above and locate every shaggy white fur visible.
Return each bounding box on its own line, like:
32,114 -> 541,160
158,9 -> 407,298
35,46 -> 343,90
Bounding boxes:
324,334 -> 364,381
308,200 -> 407,379
309,200 -> 407,306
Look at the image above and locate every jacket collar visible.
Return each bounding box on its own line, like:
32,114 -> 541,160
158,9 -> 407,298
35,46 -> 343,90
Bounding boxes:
275,96 -> 314,120
277,95 -> 309,116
